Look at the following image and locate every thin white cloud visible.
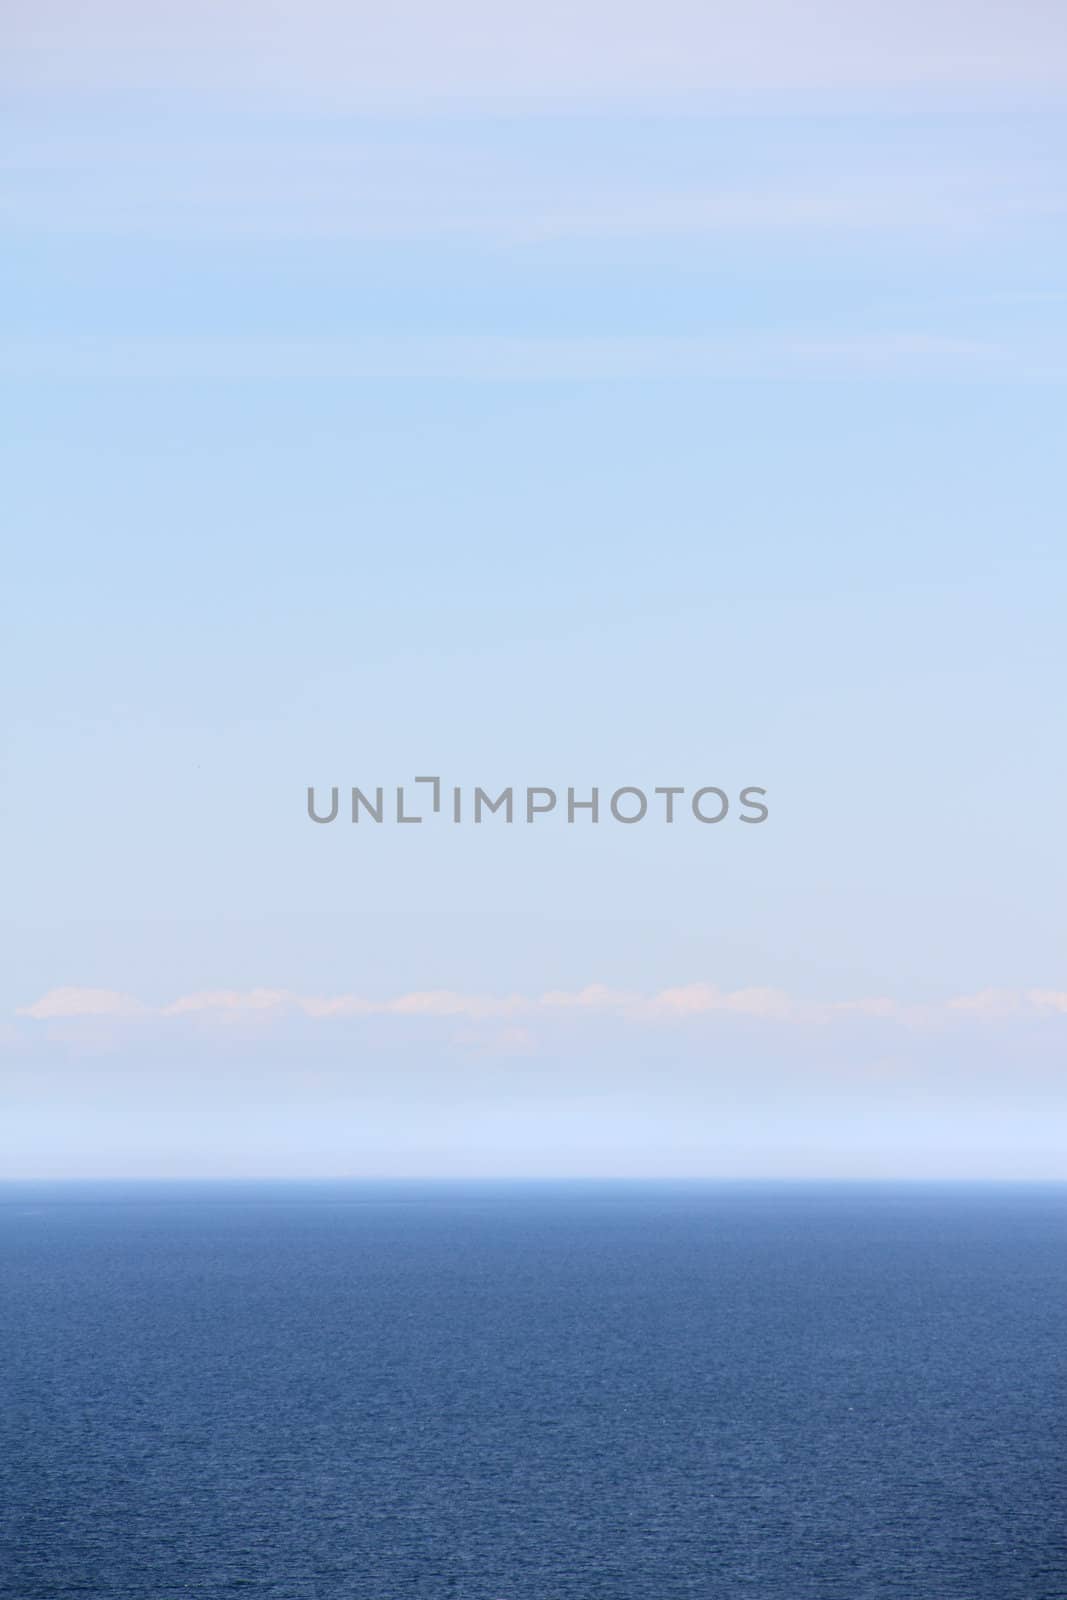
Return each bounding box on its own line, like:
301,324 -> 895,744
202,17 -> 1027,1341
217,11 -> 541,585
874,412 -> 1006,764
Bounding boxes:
3,128 -> 1060,244
947,988 -> 1023,1020
17,987 -> 147,1020
539,984 -> 634,1013
0,332 -> 1025,384
638,983 -> 794,1020
4,144 -> 1062,243
948,987 -> 1067,1020
382,990 -> 527,1020
16,982 -> 1067,1029
539,982 -> 798,1021
158,988 -> 529,1021
1027,989 -> 1067,1014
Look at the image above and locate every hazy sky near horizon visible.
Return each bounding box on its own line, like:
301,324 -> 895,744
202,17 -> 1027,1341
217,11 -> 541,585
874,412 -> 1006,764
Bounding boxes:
2,1 -> 1066,1178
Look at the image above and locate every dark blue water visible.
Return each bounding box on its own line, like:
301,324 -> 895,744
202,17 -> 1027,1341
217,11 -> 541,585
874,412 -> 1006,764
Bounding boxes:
1,1182 -> 1064,1599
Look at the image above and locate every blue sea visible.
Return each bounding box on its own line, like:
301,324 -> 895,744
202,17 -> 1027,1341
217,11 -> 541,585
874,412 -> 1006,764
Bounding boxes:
1,1182 -> 1064,1599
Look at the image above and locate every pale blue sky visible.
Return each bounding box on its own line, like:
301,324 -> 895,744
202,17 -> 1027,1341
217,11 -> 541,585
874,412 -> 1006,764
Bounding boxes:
2,2 -> 1065,1176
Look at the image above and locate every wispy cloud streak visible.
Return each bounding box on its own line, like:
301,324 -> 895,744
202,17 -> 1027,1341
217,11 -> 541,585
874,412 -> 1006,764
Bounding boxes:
16,983 -> 1067,1028
0,332 -> 1030,383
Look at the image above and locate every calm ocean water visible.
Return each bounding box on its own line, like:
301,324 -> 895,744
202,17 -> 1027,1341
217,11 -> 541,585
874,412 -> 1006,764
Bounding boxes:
0,1182 -> 1063,1599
